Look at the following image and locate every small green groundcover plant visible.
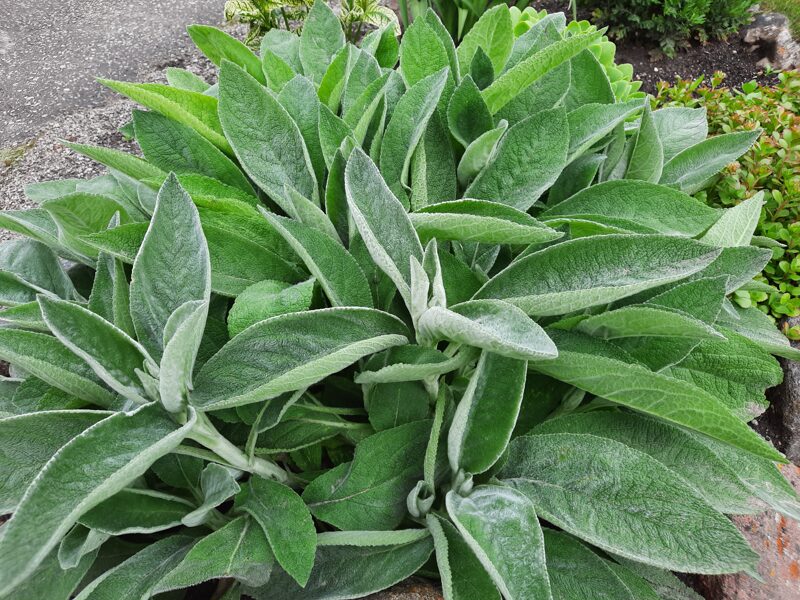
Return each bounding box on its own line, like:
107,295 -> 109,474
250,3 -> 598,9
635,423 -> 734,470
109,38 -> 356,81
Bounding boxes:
656,71 -> 800,335
1,2 -> 800,599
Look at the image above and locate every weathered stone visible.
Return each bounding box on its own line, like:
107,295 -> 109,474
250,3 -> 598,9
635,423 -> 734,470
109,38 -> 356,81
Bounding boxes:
367,577 -> 443,600
697,464 -> 800,599
766,317 -> 800,464
742,12 -> 800,70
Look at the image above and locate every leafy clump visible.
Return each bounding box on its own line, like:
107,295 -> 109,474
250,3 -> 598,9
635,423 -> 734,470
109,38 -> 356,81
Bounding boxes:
656,71 -> 800,334
225,0 -> 397,46
1,2 -> 799,599
589,0 -> 758,57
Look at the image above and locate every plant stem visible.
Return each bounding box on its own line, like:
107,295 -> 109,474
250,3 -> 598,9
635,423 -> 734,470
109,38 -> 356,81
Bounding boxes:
189,412 -> 290,483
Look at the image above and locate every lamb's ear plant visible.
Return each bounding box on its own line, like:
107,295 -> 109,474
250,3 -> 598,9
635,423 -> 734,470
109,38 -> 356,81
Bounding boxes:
1,2 -> 799,598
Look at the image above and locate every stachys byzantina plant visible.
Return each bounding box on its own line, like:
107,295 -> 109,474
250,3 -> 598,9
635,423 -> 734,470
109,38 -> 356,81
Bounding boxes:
0,2 -> 798,599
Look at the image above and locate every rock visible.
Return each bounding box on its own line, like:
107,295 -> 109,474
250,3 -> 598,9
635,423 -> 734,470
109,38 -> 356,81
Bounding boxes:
367,578 -> 443,599
697,464 -> 800,599
742,12 -> 800,70
765,317 -> 800,464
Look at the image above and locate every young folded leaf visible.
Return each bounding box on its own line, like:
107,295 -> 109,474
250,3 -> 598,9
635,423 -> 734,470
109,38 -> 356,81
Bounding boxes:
448,352 -> 527,475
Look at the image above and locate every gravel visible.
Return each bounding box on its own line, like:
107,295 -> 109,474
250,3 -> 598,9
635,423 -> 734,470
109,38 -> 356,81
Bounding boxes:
0,38 -> 222,244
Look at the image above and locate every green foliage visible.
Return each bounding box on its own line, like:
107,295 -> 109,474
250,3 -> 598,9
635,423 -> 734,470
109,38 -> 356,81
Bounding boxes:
225,0 -> 398,46
0,4 -> 798,599
589,0 -> 758,57
655,71 -> 800,335
510,6 -> 644,102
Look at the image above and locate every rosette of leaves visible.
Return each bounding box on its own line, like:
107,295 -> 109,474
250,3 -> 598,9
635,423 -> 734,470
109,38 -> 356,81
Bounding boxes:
1,3 -> 799,599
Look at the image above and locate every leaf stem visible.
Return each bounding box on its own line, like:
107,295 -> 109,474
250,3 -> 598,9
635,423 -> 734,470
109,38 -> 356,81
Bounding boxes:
189,412 -> 290,483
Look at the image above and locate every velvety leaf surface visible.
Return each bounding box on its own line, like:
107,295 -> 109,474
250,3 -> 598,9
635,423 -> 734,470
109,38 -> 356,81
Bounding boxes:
476,235 -> 721,316
428,514 -> 500,600
79,488 -> 193,534
660,130 -> 761,194
465,108 -> 568,211
0,329 -> 117,407
543,529 -> 636,600
0,410 -> 108,512
0,403 -> 196,596
238,476 -> 316,586
303,420 -> 431,530
530,330 -> 784,462
219,61 -> 318,207
418,299 -> 558,360
411,200 -> 562,245
448,352 -> 527,474
192,308 -> 408,410
500,433 -> 759,573
249,536 -> 434,600
130,174 -> 210,361
447,485 -> 551,600
533,412 -> 760,514
263,212 -> 373,308
541,180 -> 720,237
155,516 -> 272,591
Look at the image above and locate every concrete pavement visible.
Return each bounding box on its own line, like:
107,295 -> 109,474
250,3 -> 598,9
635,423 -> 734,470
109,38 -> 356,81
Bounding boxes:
0,0 -> 223,145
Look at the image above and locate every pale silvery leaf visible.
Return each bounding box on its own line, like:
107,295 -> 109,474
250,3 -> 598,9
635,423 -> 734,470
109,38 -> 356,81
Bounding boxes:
0,410 -> 109,513
533,412 -> 761,515
0,403 -> 197,596
0,329 -> 116,407
155,517 -> 273,592
249,536 -> 434,600
192,308 -> 409,410
659,130 -> 761,194
38,295 -> 153,405
261,209 -> 373,308
448,352 -> 527,475
159,300 -> 209,415
80,488 -> 194,534
427,514 -> 500,600
74,534 -> 196,600
418,299 -> 557,361
130,174 -> 211,361
476,234 -> 721,316
345,147 -> 424,306
651,106 -> 709,161
625,101 -> 664,182
238,475 -> 316,587
500,433 -> 759,573
543,530 -> 636,600
379,68 -> 449,199
299,0 -> 345,83
530,330 -> 785,462
701,192 -> 764,248
219,61 -> 318,208
446,485 -> 551,600
465,107 -> 569,211
181,462 -> 240,527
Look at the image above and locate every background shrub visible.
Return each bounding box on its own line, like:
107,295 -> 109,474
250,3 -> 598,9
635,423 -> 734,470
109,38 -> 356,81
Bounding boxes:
589,0 -> 758,56
656,71 -> 800,334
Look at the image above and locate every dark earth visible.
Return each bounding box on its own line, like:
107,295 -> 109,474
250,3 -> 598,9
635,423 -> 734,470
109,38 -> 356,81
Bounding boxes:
532,0 -> 780,92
